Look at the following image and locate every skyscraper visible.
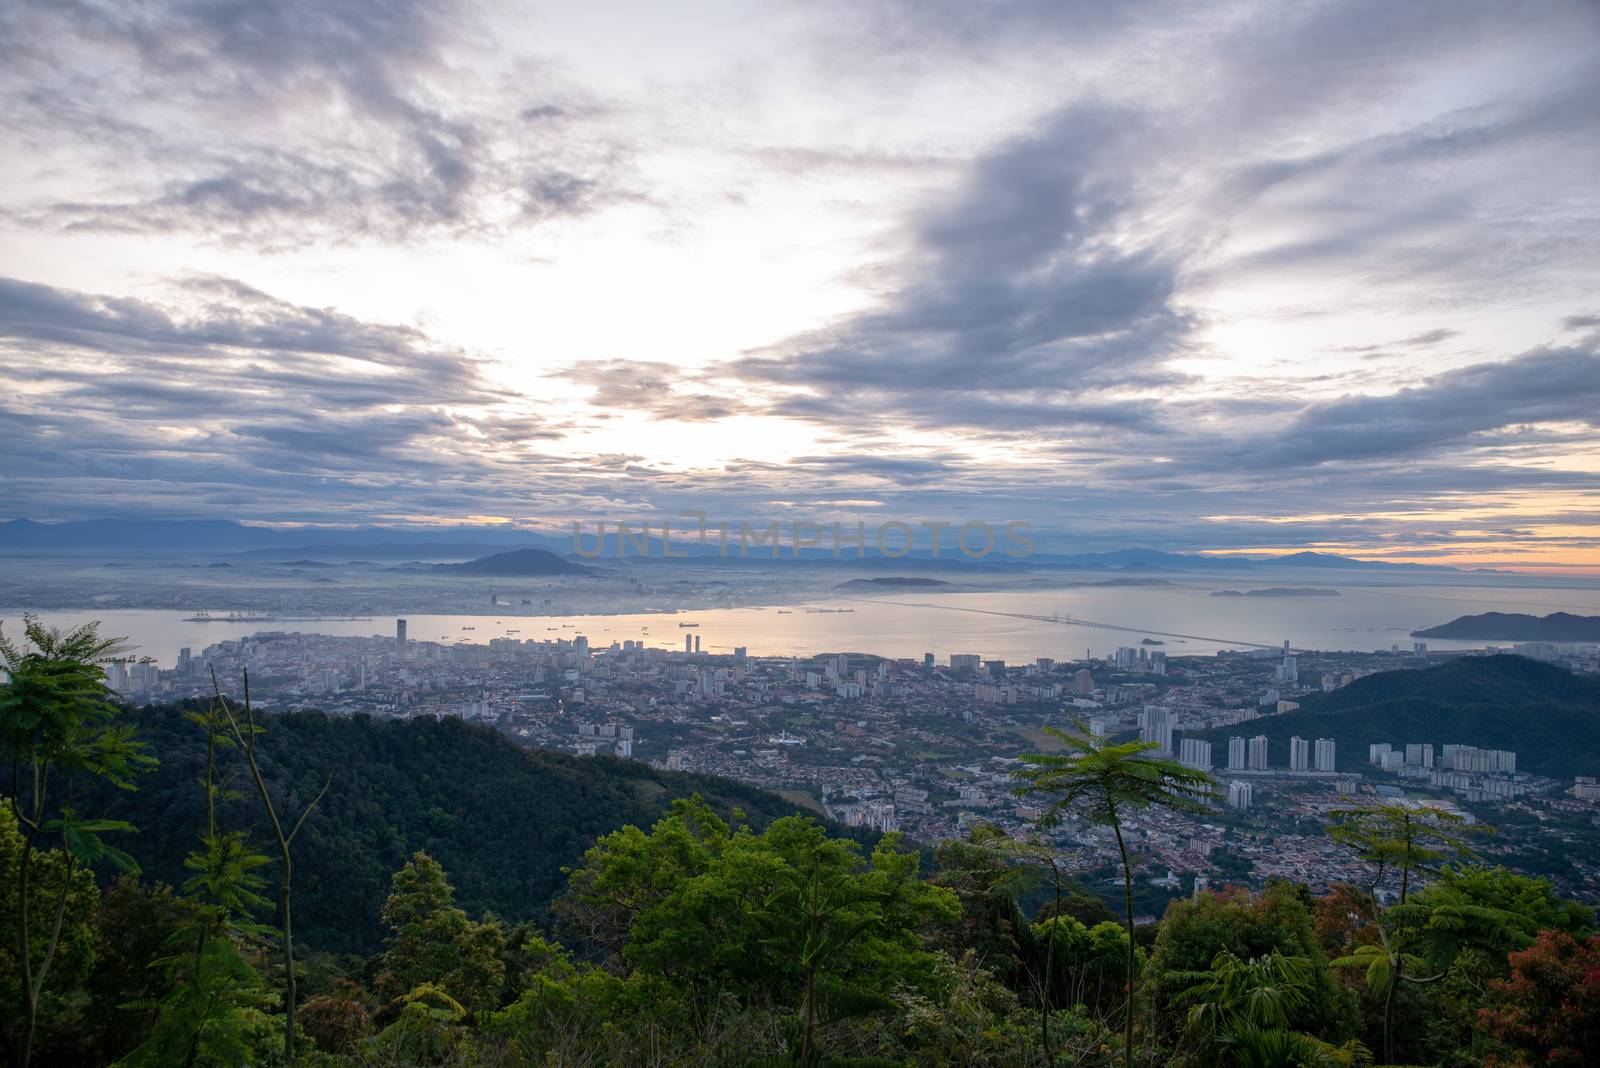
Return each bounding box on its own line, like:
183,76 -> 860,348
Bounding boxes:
685,634 -> 692,654
1179,737 -> 1212,771
1228,736 -> 1247,771
1140,705 -> 1173,755
1248,735 -> 1269,770
1314,738 -> 1336,772
396,618 -> 407,651
1227,781 -> 1253,810
574,635 -> 589,658
1289,735 -> 1310,771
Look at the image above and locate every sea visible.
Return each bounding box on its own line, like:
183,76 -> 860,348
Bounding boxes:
7,577 -> 1600,667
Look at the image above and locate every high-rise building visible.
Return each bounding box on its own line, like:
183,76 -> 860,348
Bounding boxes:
1228,736 -> 1247,771
950,654 -> 981,672
1227,781 -> 1253,810
574,635 -> 589,658
1314,738 -> 1336,772
694,635 -> 701,653
1073,669 -> 1094,695
924,652 -> 935,673
1179,737 -> 1212,771
396,618 -> 408,651
685,635 -> 693,654
1248,735 -> 1269,770
1149,650 -> 1168,675
1289,736 -> 1310,771
734,646 -> 748,658
177,647 -> 191,674
1141,705 -> 1173,754
1403,742 -> 1435,768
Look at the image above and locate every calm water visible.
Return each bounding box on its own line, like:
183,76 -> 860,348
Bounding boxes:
7,579 -> 1600,666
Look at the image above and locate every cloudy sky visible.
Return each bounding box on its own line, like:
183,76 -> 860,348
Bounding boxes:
2,0 -> 1598,567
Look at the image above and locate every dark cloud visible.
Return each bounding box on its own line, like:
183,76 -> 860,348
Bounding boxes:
1208,345 -> 1600,471
726,105 -> 1189,437
0,274 -> 589,523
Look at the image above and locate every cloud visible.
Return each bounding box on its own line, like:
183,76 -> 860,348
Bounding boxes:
0,273 -> 591,522
1169,344 -> 1600,473
724,104 -> 1191,439
2,0 -> 1599,562
0,0 -> 632,245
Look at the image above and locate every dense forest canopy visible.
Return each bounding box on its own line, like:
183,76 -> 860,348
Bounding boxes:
79,703 -> 831,954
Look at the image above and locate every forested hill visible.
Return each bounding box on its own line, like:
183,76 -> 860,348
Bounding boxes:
88,705 -> 821,954
1198,655 -> 1600,778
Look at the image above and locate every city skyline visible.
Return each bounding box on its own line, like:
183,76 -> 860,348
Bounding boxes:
2,2 -> 1599,570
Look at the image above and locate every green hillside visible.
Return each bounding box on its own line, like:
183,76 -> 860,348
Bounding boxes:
86,705 -> 823,953
1196,655 -> 1600,778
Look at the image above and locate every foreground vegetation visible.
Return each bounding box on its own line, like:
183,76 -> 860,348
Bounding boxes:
3,616 -> 1596,1067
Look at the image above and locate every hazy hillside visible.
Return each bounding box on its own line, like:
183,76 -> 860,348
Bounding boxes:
88,706 -> 821,953
1411,611 -> 1600,641
1196,655 -> 1600,779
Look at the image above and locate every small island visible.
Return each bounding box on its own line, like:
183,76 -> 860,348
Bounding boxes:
436,548 -> 597,577
1411,611 -> 1600,641
835,576 -> 953,590
1211,587 -> 1341,598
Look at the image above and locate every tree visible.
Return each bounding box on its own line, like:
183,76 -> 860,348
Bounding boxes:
1479,929 -> 1600,1066
120,694 -> 273,1068
299,979 -> 376,1056
214,669 -> 330,1063
931,822 -> 1067,1059
1328,803 -> 1488,906
1014,721 -> 1215,1065
1414,865 -> 1593,937
1326,802 -> 1490,1063
553,800 -> 958,1062
1150,883 -> 1350,1052
1174,948 -> 1312,1048
79,875 -> 199,1064
376,851 -> 506,1014
0,615 -> 151,1068
0,819 -> 99,1064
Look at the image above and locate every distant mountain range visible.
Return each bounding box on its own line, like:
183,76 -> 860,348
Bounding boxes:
1411,612 -> 1600,642
1197,655 -> 1600,779
0,518 -> 1493,573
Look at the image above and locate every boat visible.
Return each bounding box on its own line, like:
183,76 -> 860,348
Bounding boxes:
679,623 -> 699,628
